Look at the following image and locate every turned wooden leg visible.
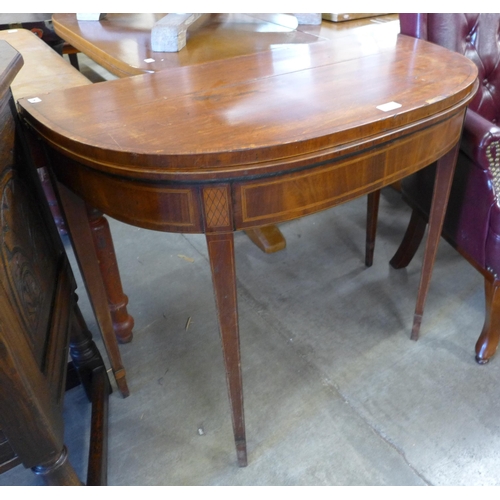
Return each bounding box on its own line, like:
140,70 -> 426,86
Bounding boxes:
390,209 -> 427,269
87,207 -> 134,344
36,167 -> 134,344
475,277 -> 500,364
69,296 -> 111,400
411,143 -> 459,341
245,225 -> 286,253
69,298 -> 109,486
365,190 -> 381,267
31,446 -> 82,486
57,182 -> 129,398
29,135 -> 133,345
206,232 -> 247,467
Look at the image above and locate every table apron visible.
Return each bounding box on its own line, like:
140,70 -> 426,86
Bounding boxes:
45,108 -> 465,234
233,109 -> 464,229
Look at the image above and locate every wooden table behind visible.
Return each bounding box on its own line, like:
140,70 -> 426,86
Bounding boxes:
52,13 -> 400,76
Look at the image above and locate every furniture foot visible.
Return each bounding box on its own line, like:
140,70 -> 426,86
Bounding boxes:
244,225 -> 286,253
390,209 -> 427,269
206,232 -> 247,467
410,313 -> 423,341
411,143 -> 459,340
87,366 -> 109,486
31,446 -> 82,486
475,277 -> 500,364
236,440 -> 248,467
57,182 -> 130,397
365,190 -> 381,267
87,207 -> 134,343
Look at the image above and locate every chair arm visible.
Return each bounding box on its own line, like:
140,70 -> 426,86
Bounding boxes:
461,109 -> 500,174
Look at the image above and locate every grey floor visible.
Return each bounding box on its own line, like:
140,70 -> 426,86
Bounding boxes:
3,54 -> 500,487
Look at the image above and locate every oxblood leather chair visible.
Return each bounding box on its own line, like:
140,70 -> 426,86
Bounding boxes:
375,14 -> 500,363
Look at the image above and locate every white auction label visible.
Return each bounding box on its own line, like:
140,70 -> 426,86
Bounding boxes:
27,97 -> 42,103
376,101 -> 402,112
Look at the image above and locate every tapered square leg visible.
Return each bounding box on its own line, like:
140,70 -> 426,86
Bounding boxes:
412,143 -> 460,340
365,190 -> 381,267
57,182 -> 129,397
206,232 -> 247,467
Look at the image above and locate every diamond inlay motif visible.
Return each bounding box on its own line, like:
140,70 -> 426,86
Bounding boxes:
204,187 -> 230,228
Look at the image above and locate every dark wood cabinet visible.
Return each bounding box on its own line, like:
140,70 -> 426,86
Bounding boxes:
0,40 -> 108,486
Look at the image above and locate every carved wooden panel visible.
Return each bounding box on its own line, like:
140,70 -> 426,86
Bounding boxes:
0,97 -> 57,367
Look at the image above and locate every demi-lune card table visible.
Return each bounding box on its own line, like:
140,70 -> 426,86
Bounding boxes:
51,13 -> 400,254
17,30 -> 478,466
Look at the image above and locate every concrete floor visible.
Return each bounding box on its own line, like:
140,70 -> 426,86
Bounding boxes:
3,54 -> 500,486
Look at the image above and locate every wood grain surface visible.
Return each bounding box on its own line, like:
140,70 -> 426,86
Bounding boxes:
19,35 -> 476,174
53,13 -> 326,76
17,28 -> 478,466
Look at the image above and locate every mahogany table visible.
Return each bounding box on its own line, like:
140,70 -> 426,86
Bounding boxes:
17,28 -> 478,467
51,13 -> 399,76
51,13 -> 399,254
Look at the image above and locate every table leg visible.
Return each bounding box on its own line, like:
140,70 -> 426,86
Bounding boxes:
69,295 -> 110,400
31,446 -> 82,486
206,232 -> 247,467
69,296 -> 110,486
57,182 -> 130,397
38,167 -> 134,344
37,166 -> 67,236
365,190 -> 381,267
87,207 -> 134,343
245,225 -> 286,253
411,143 -> 460,340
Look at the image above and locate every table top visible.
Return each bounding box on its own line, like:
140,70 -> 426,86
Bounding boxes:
0,29 -> 90,99
52,13 -> 400,77
18,30 -> 477,183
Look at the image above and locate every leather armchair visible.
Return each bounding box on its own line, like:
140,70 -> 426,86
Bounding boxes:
386,14 -> 500,363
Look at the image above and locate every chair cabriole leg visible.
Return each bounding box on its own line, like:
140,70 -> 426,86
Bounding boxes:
475,277 -> 500,364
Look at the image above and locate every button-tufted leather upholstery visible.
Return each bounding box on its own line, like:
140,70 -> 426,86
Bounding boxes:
392,13 -> 500,363
401,14 -> 500,122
